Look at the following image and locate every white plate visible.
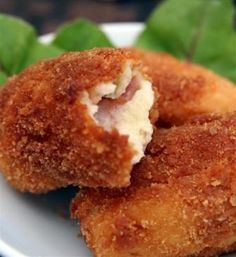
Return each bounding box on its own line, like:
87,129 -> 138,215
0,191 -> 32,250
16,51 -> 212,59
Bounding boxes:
0,22 -> 235,257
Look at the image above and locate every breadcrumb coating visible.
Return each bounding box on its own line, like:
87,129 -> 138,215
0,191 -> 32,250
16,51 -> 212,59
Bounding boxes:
72,112 -> 236,257
0,48 -> 157,193
129,48 -> 236,126
134,112 -> 236,185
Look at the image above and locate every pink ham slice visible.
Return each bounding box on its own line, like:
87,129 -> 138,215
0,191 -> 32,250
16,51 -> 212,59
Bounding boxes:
95,77 -> 140,127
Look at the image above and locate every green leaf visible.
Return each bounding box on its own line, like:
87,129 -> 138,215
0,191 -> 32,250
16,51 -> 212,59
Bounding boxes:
0,14 -> 36,75
0,71 -> 7,86
53,19 -> 114,51
20,41 -> 64,71
202,34 -> 236,82
135,0 -> 236,82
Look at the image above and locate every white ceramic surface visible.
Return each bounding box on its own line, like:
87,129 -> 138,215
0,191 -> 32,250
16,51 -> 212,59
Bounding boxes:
0,23 -> 235,257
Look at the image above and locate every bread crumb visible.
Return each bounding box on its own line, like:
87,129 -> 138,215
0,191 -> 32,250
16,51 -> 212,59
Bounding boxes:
230,195 -> 236,207
211,180 -> 221,187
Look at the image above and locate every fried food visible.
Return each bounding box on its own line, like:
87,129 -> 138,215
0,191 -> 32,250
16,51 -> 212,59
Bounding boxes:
71,112 -> 236,257
0,48 -> 158,193
134,112 -> 236,185
130,48 -> 236,125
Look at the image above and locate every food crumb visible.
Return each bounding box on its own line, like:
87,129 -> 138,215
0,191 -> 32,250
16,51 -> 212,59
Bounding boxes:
202,200 -> 209,207
210,180 -> 221,187
230,195 -> 236,207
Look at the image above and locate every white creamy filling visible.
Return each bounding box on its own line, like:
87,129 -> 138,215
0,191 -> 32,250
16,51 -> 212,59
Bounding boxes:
80,63 -> 154,164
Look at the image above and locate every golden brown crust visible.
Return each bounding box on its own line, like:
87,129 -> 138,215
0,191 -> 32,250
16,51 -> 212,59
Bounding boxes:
0,48 -> 151,193
134,112 -> 236,185
129,48 -> 236,126
72,113 -> 236,257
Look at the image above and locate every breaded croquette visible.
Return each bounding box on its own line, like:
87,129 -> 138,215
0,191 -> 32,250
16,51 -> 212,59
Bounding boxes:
130,48 -> 236,125
71,112 -> 236,257
134,112 -> 236,185
0,48 -> 158,193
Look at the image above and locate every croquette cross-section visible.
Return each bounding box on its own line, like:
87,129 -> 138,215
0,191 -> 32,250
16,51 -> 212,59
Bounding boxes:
0,48 -> 158,193
72,112 -> 236,257
129,48 -> 236,126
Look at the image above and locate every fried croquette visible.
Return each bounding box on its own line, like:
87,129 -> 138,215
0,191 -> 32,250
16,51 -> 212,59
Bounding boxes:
129,48 -> 236,126
0,48 -> 158,193
71,112 -> 236,257
134,112 -> 236,185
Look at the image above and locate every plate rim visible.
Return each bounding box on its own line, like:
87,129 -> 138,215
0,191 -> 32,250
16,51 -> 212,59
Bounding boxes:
39,21 -> 144,43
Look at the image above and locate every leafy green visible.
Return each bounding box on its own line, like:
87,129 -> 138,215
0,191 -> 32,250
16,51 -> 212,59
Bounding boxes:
0,14 -> 36,75
0,71 -> 7,86
0,14 -> 65,79
20,42 -> 64,71
0,15 -> 112,83
53,19 -> 113,51
1,2 -> 235,84
202,34 -> 236,82
135,0 -> 236,82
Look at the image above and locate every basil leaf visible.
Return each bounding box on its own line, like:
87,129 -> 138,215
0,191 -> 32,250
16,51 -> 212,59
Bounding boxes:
53,19 -> 113,51
20,41 -> 64,71
135,0 -> 236,82
0,14 -> 36,75
0,71 -> 7,86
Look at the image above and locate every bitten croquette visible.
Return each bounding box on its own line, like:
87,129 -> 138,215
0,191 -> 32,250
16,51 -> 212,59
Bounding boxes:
0,48 -> 158,193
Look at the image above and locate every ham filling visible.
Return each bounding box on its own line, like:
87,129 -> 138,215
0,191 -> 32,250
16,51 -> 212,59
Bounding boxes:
81,62 -> 154,164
